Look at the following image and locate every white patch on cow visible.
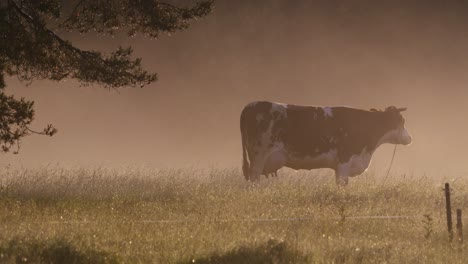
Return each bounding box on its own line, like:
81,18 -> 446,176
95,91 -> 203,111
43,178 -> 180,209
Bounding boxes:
274,102 -> 288,108
318,148 -> 338,164
271,103 -> 287,114
259,120 -> 285,158
251,117 -> 287,175
261,120 -> 274,145
270,102 -> 288,119
400,127 -> 412,145
337,148 -> 373,177
322,107 -> 333,118
377,129 -> 398,146
377,126 -> 412,146
247,101 -> 258,108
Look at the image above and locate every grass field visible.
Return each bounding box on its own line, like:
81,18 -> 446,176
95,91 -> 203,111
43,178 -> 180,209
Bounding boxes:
0,166 -> 467,263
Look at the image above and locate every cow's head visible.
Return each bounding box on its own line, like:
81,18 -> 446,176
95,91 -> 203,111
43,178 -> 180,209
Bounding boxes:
378,106 -> 412,146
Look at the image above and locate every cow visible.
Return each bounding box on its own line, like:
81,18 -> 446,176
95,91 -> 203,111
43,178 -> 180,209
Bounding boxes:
240,101 -> 412,185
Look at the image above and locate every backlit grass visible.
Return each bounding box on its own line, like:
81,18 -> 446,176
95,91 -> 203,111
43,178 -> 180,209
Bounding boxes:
0,166 -> 466,263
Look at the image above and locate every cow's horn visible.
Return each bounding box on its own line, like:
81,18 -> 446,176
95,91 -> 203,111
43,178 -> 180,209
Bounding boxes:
397,107 -> 407,112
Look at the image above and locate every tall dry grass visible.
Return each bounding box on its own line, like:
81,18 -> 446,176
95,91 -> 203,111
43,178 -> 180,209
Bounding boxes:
0,166 -> 467,263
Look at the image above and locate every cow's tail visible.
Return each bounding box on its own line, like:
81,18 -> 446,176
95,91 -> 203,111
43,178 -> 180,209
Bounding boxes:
240,109 -> 250,180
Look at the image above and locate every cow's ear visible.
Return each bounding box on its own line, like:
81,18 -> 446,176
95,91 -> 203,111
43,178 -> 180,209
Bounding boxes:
385,106 -> 397,112
397,107 -> 407,112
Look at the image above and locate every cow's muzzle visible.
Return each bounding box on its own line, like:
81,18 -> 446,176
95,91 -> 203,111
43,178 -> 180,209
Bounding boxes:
399,127 -> 412,145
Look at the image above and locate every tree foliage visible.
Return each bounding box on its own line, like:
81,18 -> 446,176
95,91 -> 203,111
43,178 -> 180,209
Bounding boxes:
0,0 -> 213,153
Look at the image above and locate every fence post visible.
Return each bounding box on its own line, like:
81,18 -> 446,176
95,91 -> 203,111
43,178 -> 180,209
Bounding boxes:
457,209 -> 463,244
445,183 -> 453,242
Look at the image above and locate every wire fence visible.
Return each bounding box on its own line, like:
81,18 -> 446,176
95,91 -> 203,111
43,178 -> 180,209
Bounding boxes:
46,215 -> 423,225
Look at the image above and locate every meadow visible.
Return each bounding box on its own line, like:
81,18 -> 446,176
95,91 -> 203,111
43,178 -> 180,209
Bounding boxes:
0,166 -> 467,263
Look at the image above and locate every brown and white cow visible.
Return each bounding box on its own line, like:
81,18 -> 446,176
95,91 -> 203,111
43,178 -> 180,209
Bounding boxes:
240,101 -> 412,185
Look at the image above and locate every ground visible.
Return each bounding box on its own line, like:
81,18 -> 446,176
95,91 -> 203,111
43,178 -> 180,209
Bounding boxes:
0,166 -> 467,263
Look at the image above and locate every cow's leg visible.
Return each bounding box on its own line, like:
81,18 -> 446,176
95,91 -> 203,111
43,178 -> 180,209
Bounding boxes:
248,159 -> 265,182
335,173 -> 349,186
336,175 -> 348,186
335,165 -> 349,186
248,152 -> 267,182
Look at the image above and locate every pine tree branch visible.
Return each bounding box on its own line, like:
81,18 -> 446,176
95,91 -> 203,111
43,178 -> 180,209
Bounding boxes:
0,0 -> 213,153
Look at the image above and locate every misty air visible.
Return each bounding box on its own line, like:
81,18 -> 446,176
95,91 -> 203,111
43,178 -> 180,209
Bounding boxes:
0,1 -> 467,263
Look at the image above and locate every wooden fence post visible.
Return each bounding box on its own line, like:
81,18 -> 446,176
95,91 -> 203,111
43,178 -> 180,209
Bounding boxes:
445,183 -> 453,242
457,209 -> 463,244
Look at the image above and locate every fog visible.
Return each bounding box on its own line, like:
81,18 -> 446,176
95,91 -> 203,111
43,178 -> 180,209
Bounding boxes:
3,0 -> 468,177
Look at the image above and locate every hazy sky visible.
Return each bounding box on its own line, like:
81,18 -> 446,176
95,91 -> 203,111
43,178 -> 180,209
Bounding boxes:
4,0 -> 468,177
